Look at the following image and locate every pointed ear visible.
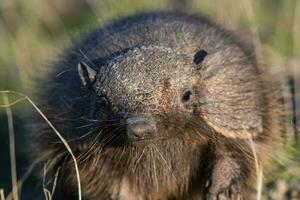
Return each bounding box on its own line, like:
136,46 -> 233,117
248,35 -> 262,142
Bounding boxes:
78,62 -> 97,86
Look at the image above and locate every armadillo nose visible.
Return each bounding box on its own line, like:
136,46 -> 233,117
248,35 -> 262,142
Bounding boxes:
126,116 -> 157,141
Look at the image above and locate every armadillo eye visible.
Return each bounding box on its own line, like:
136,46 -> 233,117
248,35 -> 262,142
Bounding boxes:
181,90 -> 192,102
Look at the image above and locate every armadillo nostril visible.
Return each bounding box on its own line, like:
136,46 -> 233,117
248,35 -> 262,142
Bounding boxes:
126,116 -> 157,141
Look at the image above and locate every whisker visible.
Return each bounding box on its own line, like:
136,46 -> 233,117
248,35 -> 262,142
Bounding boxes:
67,127 -> 99,143
101,126 -> 122,146
133,146 -> 148,173
115,141 -> 127,167
77,129 -> 105,162
75,123 -> 98,129
153,145 -> 178,182
79,49 -> 97,67
150,145 -> 159,189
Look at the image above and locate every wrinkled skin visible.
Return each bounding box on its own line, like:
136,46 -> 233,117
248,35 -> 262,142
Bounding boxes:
32,12 -> 283,200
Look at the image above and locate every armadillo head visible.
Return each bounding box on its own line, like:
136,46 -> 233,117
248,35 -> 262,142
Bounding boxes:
78,44 -> 263,143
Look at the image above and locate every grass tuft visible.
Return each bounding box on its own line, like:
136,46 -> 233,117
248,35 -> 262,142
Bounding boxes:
0,90 -> 82,200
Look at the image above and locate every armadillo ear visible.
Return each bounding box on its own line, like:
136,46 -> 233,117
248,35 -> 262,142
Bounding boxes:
204,117 -> 263,139
201,92 -> 263,139
197,50 -> 265,139
78,62 -> 97,87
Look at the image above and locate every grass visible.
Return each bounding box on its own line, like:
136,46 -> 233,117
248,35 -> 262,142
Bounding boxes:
0,91 -> 82,200
0,0 -> 299,199
0,189 -> 4,200
2,95 -> 18,200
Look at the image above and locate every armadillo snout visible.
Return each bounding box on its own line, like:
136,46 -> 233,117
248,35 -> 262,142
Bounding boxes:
125,116 -> 157,142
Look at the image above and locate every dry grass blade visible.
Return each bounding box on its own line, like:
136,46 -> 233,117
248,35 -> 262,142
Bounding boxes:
0,98 -> 26,108
241,0 -> 263,62
6,161 -> 37,200
42,164 -> 60,200
43,188 -> 52,200
248,136 -> 263,200
2,94 -> 19,200
0,189 -> 5,200
0,90 -> 82,200
43,164 -> 51,200
293,0 -> 300,132
51,167 -> 61,197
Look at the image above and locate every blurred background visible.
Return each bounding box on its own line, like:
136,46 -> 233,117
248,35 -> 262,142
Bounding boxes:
0,0 -> 299,199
